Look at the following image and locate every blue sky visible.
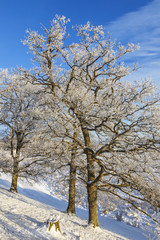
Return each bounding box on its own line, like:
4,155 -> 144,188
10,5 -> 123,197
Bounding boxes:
0,0 -> 159,86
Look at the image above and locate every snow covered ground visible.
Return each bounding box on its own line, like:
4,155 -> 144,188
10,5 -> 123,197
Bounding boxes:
0,174 -> 155,240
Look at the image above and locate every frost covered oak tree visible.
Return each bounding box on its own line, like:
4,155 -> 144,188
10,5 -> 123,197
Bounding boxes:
22,15 -> 79,215
59,22 -> 160,226
23,16 -> 160,227
0,70 -> 43,192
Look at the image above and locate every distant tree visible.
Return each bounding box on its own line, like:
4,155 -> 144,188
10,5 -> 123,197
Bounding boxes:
23,16 -> 160,228
0,69 -> 45,192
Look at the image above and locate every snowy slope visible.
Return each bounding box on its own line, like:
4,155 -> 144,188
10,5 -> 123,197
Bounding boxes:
0,175 -> 154,240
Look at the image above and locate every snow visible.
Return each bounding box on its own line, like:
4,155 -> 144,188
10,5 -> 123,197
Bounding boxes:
0,174 -> 155,240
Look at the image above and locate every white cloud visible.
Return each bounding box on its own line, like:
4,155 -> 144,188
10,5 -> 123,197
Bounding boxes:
105,0 -> 160,86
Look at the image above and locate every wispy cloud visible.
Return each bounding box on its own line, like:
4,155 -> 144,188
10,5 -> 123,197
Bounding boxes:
105,0 -> 160,85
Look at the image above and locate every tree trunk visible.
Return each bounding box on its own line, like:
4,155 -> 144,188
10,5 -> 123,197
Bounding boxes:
82,127 -> 99,227
67,156 -> 76,214
10,158 -> 19,192
67,132 -> 77,214
10,131 -> 22,193
87,161 -> 99,227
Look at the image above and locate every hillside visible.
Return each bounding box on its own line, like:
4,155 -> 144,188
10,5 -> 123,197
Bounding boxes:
0,174 -> 154,240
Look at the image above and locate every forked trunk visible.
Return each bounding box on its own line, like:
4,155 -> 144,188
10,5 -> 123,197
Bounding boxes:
82,127 -> 99,227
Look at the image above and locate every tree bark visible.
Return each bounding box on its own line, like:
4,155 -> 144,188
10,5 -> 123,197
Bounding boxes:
10,131 -> 23,193
82,127 -> 99,227
10,158 -> 19,192
67,132 -> 77,214
67,156 -> 76,214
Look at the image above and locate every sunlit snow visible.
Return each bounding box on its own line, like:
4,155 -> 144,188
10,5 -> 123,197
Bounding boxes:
0,174 -> 153,240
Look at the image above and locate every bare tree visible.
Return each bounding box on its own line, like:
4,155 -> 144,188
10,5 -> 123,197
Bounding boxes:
23,17 -> 160,228
22,15 -> 80,215
0,69 -> 44,192
59,22 -> 160,226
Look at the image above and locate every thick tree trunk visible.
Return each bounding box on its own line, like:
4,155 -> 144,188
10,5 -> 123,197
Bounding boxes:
10,159 -> 19,192
82,127 -> 99,227
87,158 -> 99,227
87,182 -> 99,227
67,132 -> 77,214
